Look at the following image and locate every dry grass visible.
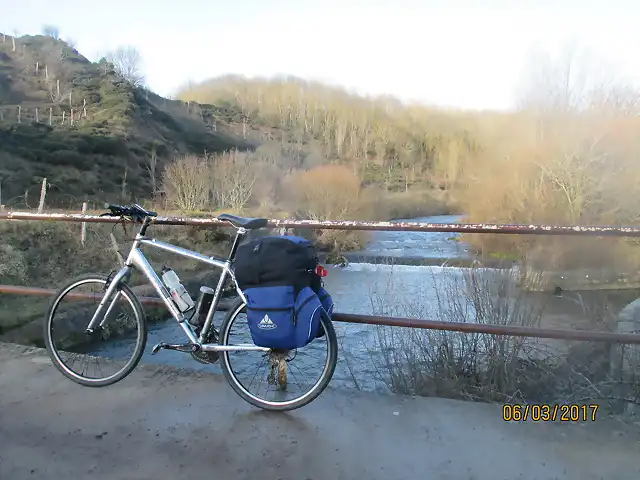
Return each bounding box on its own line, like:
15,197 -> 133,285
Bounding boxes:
360,262 -> 640,412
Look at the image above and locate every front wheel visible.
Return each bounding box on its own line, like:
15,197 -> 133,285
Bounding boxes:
43,273 -> 148,387
218,297 -> 338,411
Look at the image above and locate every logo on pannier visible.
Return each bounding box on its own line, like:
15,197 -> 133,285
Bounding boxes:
258,314 -> 277,330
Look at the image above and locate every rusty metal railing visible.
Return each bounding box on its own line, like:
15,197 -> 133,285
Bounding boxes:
2,210 -> 640,345
2,284 -> 640,345
2,210 -> 640,236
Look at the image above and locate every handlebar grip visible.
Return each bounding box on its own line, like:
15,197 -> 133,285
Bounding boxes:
102,204 -> 128,217
102,203 -> 156,220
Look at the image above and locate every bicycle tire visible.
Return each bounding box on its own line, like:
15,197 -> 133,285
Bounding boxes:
218,297 -> 338,411
43,273 -> 148,387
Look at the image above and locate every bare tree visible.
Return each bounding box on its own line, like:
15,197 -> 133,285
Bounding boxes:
162,155 -> 212,212
146,143 -> 159,196
105,45 -> 145,86
42,25 -> 60,39
516,43 -> 617,114
211,150 -> 257,211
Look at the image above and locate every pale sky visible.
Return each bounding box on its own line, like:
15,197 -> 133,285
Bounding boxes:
2,0 -> 640,110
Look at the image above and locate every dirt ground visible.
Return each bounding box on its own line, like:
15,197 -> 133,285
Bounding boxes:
0,342 -> 639,480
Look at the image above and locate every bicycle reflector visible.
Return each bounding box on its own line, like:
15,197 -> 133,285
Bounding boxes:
315,265 -> 328,277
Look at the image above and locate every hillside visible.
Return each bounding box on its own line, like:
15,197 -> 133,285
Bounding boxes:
0,33 -> 253,208
177,74 -> 481,192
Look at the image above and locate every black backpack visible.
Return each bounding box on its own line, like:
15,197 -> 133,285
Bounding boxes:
234,235 -> 333,349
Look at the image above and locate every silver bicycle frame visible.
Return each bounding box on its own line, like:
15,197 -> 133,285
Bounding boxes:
85,223 -> 270,353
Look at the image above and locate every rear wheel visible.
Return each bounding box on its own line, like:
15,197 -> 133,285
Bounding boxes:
43,274 -> 147,387
218,298 -> 338,411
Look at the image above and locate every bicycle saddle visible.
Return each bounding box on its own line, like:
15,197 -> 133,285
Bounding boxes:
218,213 -> 268,230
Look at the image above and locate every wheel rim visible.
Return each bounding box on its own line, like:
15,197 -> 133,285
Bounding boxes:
220,302 -> 335,408
46,277 -> 144,384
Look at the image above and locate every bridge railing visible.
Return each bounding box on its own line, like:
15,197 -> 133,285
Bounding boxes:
2,209 -> 640,345
3,210 -> 640,236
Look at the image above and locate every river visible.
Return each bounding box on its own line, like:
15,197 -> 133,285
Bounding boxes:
81,215 -> 638,393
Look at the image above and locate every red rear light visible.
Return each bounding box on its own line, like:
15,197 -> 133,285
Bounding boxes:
315,265 -> 327,277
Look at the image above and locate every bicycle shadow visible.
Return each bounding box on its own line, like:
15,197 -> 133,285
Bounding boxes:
233,408 -> 313,434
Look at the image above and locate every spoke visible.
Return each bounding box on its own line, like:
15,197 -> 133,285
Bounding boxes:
48,278 -> 143,382
224,311 -> 332,405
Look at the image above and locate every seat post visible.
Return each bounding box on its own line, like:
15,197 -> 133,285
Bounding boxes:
227,227 -> 247,262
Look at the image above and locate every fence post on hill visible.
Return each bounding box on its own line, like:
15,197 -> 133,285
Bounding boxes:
35,107 -> 39,123
49,108 -> 52,125
81,202 -> 87,246
17,106 -> 20,123
35,62 -> 39,75
83,99 -> 87,118
12,36 -> 15,52
37,178 -> 47,213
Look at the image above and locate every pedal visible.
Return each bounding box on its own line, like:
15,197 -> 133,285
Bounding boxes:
151,342 -> 199,354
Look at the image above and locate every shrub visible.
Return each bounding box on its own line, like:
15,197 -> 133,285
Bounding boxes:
287,164 -> 366,221
284,164 -> 372,252
367,265 -> 548,401
211,150 -> 257,211
0,244 -> 28,284
161,154 -> 213,212
361,262 -> 640,412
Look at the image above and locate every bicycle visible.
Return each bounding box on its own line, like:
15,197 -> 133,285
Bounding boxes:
43,203 -> 338,411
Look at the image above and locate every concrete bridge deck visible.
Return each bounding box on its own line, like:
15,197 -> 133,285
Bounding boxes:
0,342 -> 638,480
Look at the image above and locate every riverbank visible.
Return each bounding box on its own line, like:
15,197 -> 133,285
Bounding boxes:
1,342 -> 638,480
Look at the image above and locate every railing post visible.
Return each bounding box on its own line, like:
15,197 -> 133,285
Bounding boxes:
81,202 -> 87,245
37,178 -> 47,213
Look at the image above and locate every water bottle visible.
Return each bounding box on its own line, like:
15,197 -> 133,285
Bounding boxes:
191,286 -> 215,330
161,266 -> 195,313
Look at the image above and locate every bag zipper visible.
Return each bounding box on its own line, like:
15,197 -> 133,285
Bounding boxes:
246,306 -> 293,312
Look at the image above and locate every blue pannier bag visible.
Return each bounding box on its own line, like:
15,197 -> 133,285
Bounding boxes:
243,285 -> 325,349
234,235 -> 334,349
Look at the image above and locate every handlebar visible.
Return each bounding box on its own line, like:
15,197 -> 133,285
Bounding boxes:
100,203 -> 158,223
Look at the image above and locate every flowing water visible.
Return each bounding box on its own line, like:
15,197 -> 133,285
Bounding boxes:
80,215 -> 639,393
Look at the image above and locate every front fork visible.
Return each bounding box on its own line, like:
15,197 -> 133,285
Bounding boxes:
85,266 -> 132,333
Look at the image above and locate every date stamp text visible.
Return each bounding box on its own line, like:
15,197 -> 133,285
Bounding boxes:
502,403 -> 599,422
